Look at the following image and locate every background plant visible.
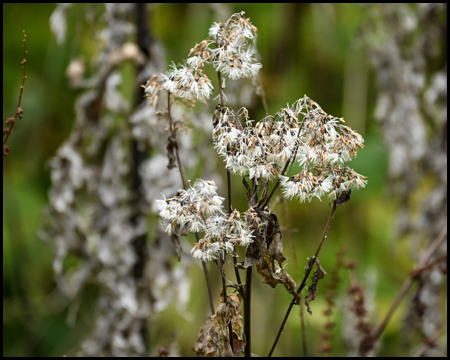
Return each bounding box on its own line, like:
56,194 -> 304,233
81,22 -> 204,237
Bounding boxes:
3,3 -> 446,357
3,31 -> 27,157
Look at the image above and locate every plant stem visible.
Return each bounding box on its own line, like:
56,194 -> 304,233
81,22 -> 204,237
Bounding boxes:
412,320 -> 447,357
261,118 -> 307,210
167,92 -> 215,316
227,166 -> 243,290
167,93 -> 187,189
268,202 -> 337,357
216,67 -> 243,292
218,258 -> 234,353
216,67 -> 243,352
3,30 -> 27,157
203,262 -> 215,315
198,231 -> 215,315
367,226 -> 447,347
244,266 -> 252,357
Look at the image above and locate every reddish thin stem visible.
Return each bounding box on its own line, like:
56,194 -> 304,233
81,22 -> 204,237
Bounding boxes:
413,321 -> 447,357
370,226 -> 447,343
3,31 -> 28,157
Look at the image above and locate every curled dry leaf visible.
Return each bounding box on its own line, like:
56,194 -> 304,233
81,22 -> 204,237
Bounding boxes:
256,238 -> 300,304
194,290 -> 245,357
305,257 -> 327,315
243,211 -> 300,304
334,189 -> 351,206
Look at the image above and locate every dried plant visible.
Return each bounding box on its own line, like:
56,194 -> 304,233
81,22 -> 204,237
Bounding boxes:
146,11 -> 366,357
3,30 -> 27,157
39,4 -> 446,358
194,290 -> 246,357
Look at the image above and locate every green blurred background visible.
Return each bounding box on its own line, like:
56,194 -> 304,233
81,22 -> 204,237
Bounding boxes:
3,3 -> 445,357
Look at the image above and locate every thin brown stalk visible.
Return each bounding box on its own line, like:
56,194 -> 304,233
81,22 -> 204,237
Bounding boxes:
216,65 -> 243,290
167,92 -> 215,316
368,226 -> 447,344
268,201 -> 338,357
3,30 -> 28,157
218,258 -> 234,353
216,65 -> 244,352
261,118 -> 307,210
260,158 -> 291,210
167,93 -> 187,188
413,321 -> 447,357
198,230 -> 215,315
229,170 -> 243,288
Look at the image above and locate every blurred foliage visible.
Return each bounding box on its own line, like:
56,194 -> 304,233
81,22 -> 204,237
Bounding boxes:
3,3 -> 446,357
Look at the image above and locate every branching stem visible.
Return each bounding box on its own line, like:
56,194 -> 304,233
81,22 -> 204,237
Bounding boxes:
365,226 -> 447,352
413,320 -> 447,357
268,201 -> 338,357
216,65 -> 244,352
3,30 -> 28,157
216,60 -> 242,289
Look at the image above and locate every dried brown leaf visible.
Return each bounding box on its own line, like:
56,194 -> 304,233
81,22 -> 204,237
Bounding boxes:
253,212 -> 300,303
334,189 -> 351,206
194,290 -> 245,357
256,238 -> 300,304
305,258 -> 327,315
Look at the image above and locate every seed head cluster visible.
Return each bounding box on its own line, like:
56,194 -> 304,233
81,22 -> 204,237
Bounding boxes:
143,12 -> 261,104
213,96 -> 367,202
156,179 -> 253,262
208,13 -> 261,80
152,13 -> 367,263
